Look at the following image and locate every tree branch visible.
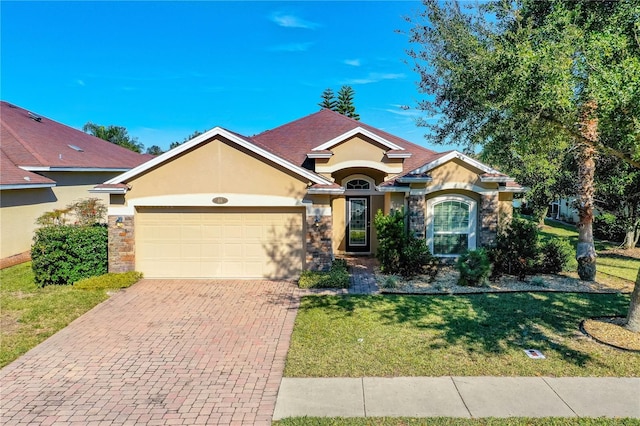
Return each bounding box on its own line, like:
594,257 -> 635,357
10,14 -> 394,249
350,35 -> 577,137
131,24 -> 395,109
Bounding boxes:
537,114 -> 640,169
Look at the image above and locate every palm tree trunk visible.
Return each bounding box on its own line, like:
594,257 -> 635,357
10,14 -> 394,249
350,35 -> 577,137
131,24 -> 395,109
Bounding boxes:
575,102 -> 597,281
626,268 -> 640,333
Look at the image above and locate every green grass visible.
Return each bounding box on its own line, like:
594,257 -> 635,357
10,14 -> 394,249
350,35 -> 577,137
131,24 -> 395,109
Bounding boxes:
0,262 -> 140,368
539,219 -> 639,282
274,418 -> 640,426
285,293 -> 639,378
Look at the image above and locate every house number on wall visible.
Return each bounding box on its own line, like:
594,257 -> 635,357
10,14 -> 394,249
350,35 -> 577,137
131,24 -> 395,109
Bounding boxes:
212,197 -> 229,205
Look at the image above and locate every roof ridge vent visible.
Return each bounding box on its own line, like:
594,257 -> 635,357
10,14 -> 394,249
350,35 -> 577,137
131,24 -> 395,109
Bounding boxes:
28,112 -> 42,122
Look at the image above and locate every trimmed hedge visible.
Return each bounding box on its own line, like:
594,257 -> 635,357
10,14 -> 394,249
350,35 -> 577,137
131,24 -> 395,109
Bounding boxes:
74,271 -> 143,290
298,260 -> 350,289
31,225 -> 108,287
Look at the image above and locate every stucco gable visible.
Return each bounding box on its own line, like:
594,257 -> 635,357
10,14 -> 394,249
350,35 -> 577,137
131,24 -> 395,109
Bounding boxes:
120,136 -> 320,200
102,127 -> 332,190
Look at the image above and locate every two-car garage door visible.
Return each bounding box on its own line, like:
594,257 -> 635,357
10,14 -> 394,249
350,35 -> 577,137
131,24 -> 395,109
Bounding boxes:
135,207 -> 304,279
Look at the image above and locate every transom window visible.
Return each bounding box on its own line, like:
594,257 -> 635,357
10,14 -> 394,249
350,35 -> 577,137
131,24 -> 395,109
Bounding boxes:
427,195 -> 477,257
346,179 -> 370,190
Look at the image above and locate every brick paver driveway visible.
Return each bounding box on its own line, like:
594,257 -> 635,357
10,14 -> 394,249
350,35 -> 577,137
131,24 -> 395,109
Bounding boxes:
0,279 -> 301,425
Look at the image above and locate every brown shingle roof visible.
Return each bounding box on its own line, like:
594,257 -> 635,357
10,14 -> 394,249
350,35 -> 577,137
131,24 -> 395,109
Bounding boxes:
0,153 -> 55,186
1,101 -> 151,177
252,109 -> 441,172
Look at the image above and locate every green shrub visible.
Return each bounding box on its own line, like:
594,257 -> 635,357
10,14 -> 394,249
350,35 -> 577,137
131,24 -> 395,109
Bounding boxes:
457,249 -> 491,287
398,236 -> 439,279
374,209 -> 439,278
74,271 -> 143,290
490,217 -> 539,280
373,209 -> 405,275
298,259 -> 350,289
538,238 -> 573,274
530,276 -> 547,287
69,198 -> 107,226
31,225 -> 108,287
35,197 -> 107,227
379,275 -> 401,289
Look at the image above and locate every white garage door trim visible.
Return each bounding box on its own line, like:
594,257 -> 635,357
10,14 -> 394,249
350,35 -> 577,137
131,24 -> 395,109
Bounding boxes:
135,207 -> 305,279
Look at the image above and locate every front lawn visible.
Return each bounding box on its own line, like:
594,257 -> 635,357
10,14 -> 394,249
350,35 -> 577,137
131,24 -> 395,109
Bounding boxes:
285,293 -> 639,378
0,262 -> 140,368
539,219 -> 640,283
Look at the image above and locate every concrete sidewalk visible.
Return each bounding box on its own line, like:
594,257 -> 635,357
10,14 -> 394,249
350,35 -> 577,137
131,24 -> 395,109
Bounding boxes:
273,376 -> 640,419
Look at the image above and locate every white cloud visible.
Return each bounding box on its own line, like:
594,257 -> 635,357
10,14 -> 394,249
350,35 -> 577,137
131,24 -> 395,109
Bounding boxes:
343,59 -> 361,67
341,72 -> 405,85
76,79 -> 85,86
270,12 -> 320,29
268,42 -> 313,52
383,106 -> 422,117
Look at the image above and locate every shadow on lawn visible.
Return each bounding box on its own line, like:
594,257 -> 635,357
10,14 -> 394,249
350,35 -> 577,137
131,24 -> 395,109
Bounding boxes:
301,292 -> 630,367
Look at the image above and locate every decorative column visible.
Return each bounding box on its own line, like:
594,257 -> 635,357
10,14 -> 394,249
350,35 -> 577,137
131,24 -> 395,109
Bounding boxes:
305,206 -> 333,271
480,193 -> 499,247
407,195 -> 426,239
108,215 -> 135,273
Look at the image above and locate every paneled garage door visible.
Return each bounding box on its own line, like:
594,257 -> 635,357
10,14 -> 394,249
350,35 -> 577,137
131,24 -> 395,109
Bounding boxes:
135,207 -> 305,279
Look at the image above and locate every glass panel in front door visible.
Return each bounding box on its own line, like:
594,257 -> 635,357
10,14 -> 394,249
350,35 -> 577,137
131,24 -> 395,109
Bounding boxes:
349,198 -> 367,246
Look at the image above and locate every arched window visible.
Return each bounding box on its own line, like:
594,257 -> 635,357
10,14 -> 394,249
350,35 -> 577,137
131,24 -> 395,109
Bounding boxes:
427,195 -> 476,256
345,179 -> 370,190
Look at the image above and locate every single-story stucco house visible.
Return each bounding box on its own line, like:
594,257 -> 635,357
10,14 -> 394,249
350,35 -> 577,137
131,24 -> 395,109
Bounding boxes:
96,109 -> 524,279
0,101 -> 152,265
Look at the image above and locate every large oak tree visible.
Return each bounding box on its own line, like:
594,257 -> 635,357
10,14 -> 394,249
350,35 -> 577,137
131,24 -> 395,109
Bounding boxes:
405,0 -> 640,330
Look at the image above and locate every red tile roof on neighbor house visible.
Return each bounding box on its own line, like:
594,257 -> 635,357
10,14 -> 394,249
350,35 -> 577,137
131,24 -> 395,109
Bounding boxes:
251,109 -> 441,173
1,101 -> 152,186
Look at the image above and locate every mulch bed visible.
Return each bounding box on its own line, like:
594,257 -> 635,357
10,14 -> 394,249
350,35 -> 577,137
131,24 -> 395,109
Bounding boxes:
581,317 -> 640,352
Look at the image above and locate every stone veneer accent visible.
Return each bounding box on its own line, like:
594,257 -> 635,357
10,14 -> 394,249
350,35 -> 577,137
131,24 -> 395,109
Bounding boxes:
108,215 -> 135,273
408,195 -> 426,239
306,214 -> 333,271
480,193 -> 499,247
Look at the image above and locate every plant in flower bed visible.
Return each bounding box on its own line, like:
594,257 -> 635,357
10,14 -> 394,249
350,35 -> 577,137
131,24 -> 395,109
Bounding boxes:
457,249 -> 491,287
489,216 -> 573,281
298,259 -> 350,289
374,209 -> 439,279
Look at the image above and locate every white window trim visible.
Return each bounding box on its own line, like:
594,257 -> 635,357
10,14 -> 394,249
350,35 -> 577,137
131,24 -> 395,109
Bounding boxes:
426,194 -> 477,257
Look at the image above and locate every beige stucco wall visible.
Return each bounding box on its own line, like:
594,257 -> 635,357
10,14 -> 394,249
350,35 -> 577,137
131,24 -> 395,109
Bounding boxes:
428,159 -> 495,191
0,172 -> 116,259
499,192 -> 514,224
331,197 -> 346,253
124,137 -> 309,202
315,136 -> 404,175
327,136 -> 387,164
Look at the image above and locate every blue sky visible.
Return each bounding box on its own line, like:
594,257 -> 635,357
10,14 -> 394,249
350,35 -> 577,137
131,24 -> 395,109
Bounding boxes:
2,1 -> 445,152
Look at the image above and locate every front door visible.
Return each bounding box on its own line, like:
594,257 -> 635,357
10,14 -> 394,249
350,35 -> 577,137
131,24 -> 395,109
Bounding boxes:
346,196 -> 370,252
